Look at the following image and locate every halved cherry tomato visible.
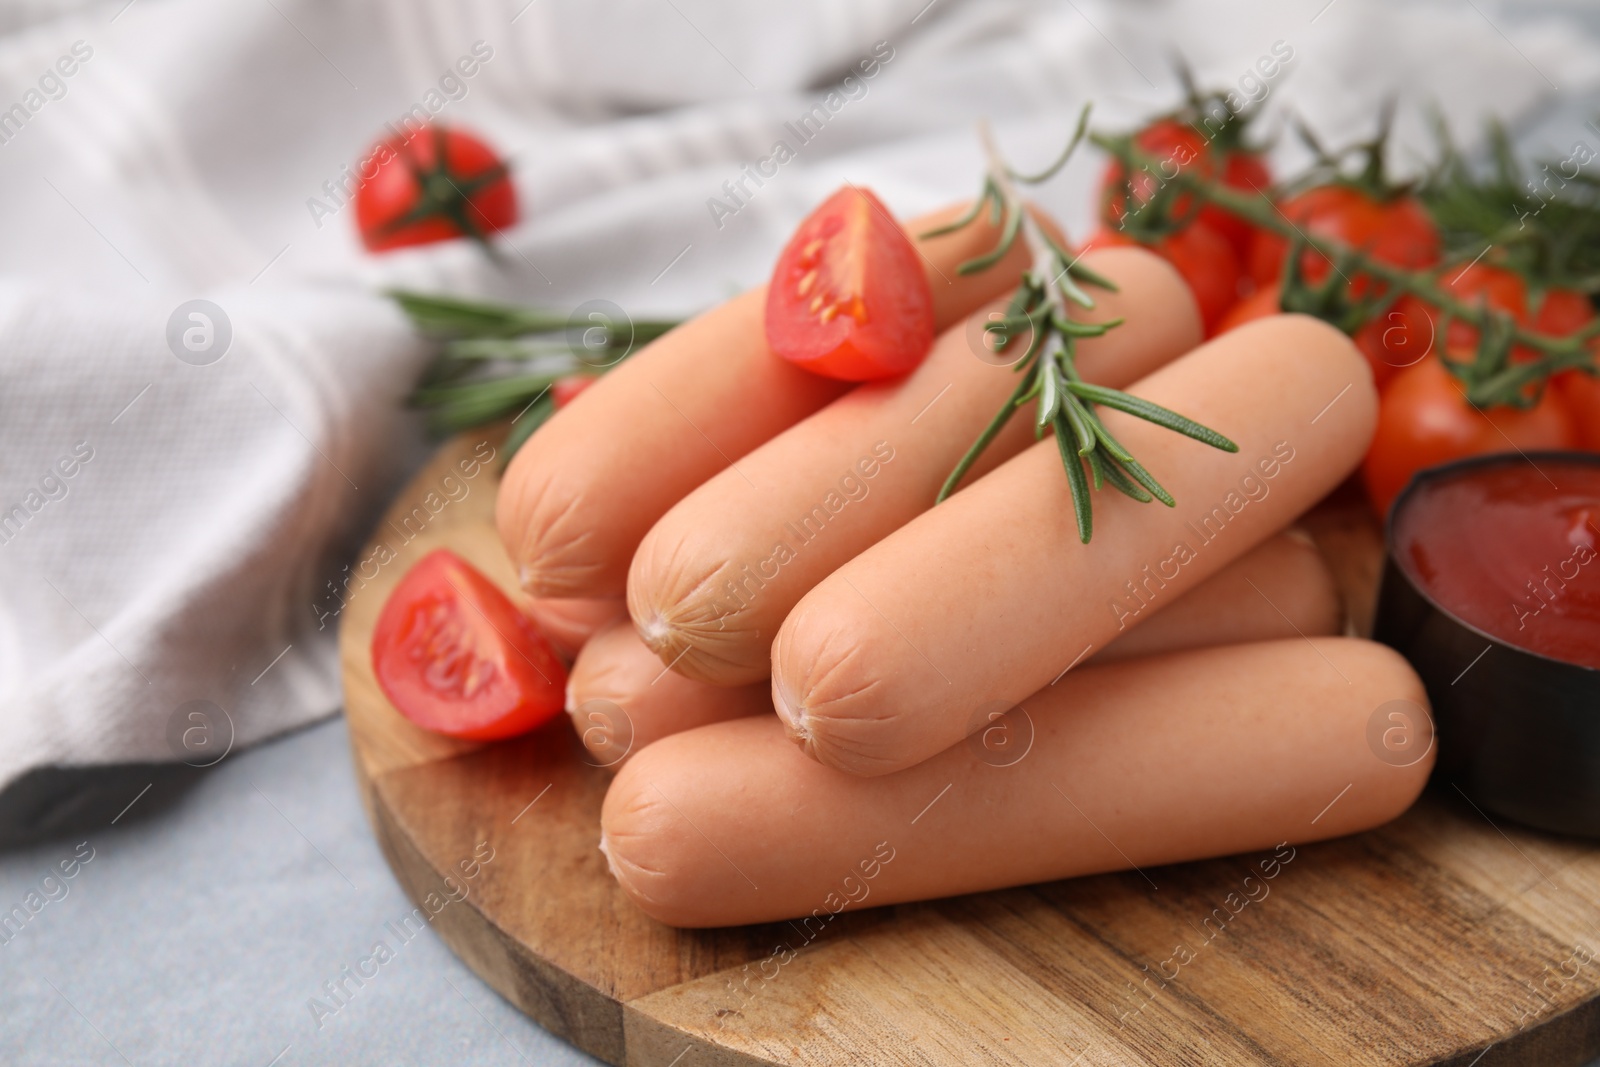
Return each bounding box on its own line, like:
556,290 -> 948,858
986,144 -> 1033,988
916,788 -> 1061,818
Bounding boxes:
765,186 -> 935,381
1090,223 -> 1241,336
356,125 -> 517,252
1249,185 -> 1439,293
551,375 -> 597,409
1362,355 -> 1576,517
371,549 -> 566,740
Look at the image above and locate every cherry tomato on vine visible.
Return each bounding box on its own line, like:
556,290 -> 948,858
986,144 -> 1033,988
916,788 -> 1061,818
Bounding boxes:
1352,294 -> 1435,390
1433,263 -> 1528,357
1215,280 -> 1283,335
1532,287 -> 1596,337
765,186 -> 935,381
371,549 -> 566,740
1558,372 -> 1600,451
1202,150 -> 1273,260
356,125 -> 517,252
1249,185 -> 1439,293
1535,288 -> 1600,451
1090,223 -> 1241,336
1100,119 -> 1217,228
1362,355 -> 1576,517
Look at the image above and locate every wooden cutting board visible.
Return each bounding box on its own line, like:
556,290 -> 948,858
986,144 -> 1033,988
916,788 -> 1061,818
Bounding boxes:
339,430 -> 1600,1067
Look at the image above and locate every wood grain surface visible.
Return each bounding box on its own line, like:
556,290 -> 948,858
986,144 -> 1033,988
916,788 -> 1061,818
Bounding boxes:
339,434 -> 1600,1067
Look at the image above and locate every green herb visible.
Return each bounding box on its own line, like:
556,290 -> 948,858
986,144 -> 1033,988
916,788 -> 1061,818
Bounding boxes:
393,289 -> 679,449
1421,117 -> 1600,296
931,108 -> 1239,543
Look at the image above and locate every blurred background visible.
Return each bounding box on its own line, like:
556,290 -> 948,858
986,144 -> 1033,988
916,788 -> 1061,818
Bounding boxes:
1,0 -> 1598,1063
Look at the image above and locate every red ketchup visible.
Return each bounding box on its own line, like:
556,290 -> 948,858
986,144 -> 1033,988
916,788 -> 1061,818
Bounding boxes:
1394,459 -> 1600,670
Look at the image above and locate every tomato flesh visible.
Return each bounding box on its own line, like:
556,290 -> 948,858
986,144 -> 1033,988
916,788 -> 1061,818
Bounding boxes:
371,549 -> 566,740
765,186 -> 935,381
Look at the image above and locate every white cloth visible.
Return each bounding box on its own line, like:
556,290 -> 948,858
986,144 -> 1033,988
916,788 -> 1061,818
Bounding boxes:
0,0 -> 1596,789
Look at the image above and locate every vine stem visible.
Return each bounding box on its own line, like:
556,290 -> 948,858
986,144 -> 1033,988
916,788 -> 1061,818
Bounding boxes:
1091,133 -> 1600,404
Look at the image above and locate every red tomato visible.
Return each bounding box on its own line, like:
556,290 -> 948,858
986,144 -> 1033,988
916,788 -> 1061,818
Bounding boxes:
371,549 -> 566,740
1532,287 -> 1596,337
1558,372 -> 1600,451
1215,280 -> 1282,335
1100,119 -> 1216,228
356,125 -> 517,252
1536,288 -> 1600,451
765,186 -> 935,381
1201,151 -> 1273,260
1090,223 -> 1241,336
1352,294 -> 1434,390
1433,263 -> 1529,357
1249,185 -> 1439,292
1362,356 -> 1576,517
551,375 -> 597,409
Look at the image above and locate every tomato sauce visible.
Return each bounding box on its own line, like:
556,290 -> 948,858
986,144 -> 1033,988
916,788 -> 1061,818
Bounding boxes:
1394,459 -> 1600,670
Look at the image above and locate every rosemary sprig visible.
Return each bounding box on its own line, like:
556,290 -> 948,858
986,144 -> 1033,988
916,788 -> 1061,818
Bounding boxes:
1091,132 -> 1600,408
930,110 -> 1239,543
391,290 -> 575,338
393,290 -> 679,447
1421,118 -> 1600,295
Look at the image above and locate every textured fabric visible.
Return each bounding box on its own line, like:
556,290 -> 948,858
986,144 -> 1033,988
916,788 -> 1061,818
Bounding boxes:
1,0 -> 1598,792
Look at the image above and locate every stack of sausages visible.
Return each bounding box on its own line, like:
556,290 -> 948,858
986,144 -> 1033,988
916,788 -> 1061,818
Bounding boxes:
497,201 -> 1433,928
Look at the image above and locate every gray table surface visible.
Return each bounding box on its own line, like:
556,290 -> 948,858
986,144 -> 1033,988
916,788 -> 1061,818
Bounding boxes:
0,716 -> 602,1067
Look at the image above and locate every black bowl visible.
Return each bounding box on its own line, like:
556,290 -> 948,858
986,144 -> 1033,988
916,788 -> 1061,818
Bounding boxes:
1372,451 -> 1600,839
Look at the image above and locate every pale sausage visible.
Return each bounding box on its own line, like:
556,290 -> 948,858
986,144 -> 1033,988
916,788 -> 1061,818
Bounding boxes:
601,637 -> 1431,927
771,314 -> 1377,775
567,618 -> 767,770
584,527 -> 1340,764
628,247 -> 1200,684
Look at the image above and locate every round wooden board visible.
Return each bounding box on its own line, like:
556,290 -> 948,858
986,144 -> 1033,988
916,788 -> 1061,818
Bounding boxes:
340,430 -> 1600,1067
